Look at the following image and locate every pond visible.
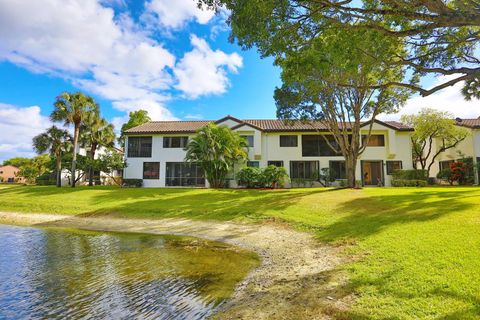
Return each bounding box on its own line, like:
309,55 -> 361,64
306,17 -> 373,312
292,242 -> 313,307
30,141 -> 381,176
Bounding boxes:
0,224 -> 259,319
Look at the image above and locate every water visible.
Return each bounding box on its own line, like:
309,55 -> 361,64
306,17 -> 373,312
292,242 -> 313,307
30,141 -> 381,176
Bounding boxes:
0,224 -> 259,319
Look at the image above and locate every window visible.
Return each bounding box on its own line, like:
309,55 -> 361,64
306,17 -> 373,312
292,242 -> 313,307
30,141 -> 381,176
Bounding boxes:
280,135 -> 298,147
267,161 -> 284,167
163,136 -> 189,148
439,160 -> 454,171
329,161 -> 346,180
362,134 -> 385,147
241,135 -> 254,147
290,161 -> 319,179
386,161 -> 402,175
128,136 -> 152,157
247,161 -> 260,168
143,162 -> 159,179
302,135 -> 340,156
165,162 -> 205,186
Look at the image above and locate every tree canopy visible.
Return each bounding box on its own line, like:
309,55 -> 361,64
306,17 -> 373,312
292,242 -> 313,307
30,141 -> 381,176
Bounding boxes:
32,126 -> 72,187
275,27 -> 410,187
119,110 -> 151,147
401,108 -> 470,176
200,0 -> 480,99
2,157 -> 31,168
184,124 -> 248,188
51,92 -> 99,187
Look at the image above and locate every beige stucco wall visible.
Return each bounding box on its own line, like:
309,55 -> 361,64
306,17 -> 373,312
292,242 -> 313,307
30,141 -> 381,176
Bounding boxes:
0,165 -> 23,183
428,128 -> 480,183
124,121 -> 414,187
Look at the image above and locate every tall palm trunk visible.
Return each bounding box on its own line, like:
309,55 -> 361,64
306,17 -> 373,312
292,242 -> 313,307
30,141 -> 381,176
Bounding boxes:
56,152 -> 62,187
71,124 -> 80,187
88,142 -> 97,186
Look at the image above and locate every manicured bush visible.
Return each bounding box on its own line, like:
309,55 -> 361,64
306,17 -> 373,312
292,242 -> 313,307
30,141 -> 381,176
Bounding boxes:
392,179 -> 427,187
392,169 -> 428,181
260,165 -> 289,188
237,167 -> 262,188
237,165 -> 290,188
123,179 -> 143,187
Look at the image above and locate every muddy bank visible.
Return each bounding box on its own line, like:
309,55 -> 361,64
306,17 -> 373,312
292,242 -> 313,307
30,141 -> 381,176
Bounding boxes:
0,212 -> 349,319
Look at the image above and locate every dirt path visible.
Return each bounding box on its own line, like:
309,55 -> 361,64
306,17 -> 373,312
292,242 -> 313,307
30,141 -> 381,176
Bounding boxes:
0,212 -> 349,319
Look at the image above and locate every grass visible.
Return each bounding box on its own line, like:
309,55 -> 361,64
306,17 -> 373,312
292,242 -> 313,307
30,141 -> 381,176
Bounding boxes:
1,184 -> 480,319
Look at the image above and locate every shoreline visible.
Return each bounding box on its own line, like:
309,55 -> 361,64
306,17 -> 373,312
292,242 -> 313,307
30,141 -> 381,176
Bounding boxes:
0,211 -> 349,319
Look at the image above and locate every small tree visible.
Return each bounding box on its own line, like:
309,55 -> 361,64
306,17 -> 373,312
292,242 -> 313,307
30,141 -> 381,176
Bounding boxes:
16,154 -> 51,184
51,92 -> 98,188
119,110 -> 151,147
185,124 -> 248,188
97,150 -> 126,186
402,108 -> 470,177
32,126 -> 72,187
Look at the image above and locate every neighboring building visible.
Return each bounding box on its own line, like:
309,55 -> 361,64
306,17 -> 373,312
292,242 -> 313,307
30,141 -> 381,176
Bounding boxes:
428,118 -> 480,184
60,146 -> 123,186
123,116 -> 414,187
0,165 -> 24,183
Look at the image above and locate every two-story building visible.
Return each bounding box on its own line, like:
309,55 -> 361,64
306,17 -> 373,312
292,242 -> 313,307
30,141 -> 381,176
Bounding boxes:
428,118 -> 480,184
123,116 -> 414,187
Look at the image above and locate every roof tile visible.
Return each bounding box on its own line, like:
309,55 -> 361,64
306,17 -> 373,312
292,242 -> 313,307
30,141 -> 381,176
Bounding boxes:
125,118 -> 414,134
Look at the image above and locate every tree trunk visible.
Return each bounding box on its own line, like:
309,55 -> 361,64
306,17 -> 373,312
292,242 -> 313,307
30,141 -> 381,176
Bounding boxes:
88,143 -> 97,187
71,124 -> 80,188
56,156 -> 62,187
345,154 -> 358,188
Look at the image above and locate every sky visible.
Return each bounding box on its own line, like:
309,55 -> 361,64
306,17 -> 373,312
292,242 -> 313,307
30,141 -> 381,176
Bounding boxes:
0,0 -> 478,163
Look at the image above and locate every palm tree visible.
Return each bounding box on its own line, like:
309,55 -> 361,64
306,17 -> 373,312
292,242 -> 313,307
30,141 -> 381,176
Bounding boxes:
81,112 -> 116,186
50,92 -> 98,187
32,126 -> 72,187
185,124 -> 248,188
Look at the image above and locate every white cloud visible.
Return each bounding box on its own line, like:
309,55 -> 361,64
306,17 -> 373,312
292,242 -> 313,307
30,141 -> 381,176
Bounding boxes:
379,76 -> 480,121
0,103 -> 50,163
175,34 -> 243,99
143,0 -> 215,29
0,0 -> 177,120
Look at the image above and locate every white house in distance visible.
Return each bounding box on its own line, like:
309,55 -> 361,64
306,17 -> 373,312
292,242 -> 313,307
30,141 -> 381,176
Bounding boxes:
123,116 -> 414,187
427,117 -> 480,184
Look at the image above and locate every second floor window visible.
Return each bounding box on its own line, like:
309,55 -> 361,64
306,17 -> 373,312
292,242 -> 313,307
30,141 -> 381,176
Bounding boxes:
127,136 -> 152,158
241,135 -> 254,147
362,134 -> 385,147
163,136 -> 189,148
280,135 -> 298,147
302,135 -> 341,156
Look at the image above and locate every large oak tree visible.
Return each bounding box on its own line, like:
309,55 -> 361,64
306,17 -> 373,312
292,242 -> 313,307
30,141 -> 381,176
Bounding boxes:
200,0 -> 480,98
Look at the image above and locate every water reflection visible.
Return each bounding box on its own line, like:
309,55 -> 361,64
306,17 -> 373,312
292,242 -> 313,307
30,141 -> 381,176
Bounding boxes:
0,224 -> 259,319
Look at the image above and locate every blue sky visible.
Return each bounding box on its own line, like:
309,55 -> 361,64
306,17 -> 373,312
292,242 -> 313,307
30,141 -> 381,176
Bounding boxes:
0,0 -> 477,163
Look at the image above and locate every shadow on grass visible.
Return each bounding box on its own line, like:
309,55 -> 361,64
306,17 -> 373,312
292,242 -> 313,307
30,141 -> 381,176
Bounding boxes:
317,190 -> 477,242
82,187 -> 341,221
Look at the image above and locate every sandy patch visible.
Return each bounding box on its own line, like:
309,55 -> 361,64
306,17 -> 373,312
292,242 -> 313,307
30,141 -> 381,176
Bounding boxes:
0,212 -> 349,319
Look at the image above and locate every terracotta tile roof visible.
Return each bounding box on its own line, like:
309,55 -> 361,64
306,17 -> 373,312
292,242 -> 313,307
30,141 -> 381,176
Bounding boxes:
125,120 -> 213,134
125,118 -> 413,134
455,118 -> 480,129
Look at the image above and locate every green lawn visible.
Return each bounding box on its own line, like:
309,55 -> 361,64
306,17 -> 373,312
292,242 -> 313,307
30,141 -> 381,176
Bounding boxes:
1,185 -> 480,319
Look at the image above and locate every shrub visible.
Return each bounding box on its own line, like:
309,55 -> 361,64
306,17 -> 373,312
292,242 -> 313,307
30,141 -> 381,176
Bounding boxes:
260,165 -> 289,188
392,179 -> 427,187
35,173 -> 56,186
237,167 -> 262,188
392,169 -> 428,181
123,179 -> 143,187
237,165 -> 290,188
436,168 -> 454,185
